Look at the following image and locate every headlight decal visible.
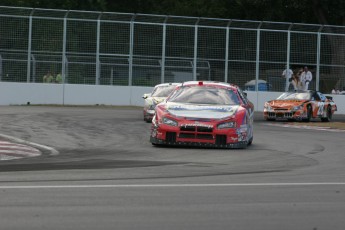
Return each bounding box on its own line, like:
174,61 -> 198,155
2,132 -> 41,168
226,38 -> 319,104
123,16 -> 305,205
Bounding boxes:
292,105 -> 303,111
162,117 -> 178,126
217,121 -> 236,129
264,104 -> 273,111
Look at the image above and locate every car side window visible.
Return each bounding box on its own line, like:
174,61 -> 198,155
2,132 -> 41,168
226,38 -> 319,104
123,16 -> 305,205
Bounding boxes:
313,92 -> 321,101
237,88 -> 248,105
318,92 -> 326,101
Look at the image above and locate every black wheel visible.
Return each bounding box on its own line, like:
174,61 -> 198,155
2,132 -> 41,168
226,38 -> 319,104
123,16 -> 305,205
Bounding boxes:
247,136 -> 253,146
321,106 -> 332,122
303,105 -> 312,122
144,115 -> 151,123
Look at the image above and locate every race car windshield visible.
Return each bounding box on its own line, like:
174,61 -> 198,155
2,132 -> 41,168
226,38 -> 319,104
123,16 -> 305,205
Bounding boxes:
168,86 -> 240,105
277,92 -> 311,100
151,85 -> 177,97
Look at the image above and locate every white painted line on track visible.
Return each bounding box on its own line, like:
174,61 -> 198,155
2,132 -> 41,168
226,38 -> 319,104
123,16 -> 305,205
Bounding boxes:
1,182 -> 345,189
0,133 -> 59,156
265,123 -> 345,132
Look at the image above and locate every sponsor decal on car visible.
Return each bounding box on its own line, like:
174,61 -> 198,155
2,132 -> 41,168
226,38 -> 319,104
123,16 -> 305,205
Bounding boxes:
167,104 -> 237,113
180,123 -> 213,129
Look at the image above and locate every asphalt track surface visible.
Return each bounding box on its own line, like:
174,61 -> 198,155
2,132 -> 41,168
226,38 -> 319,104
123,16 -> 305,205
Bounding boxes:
0,106 -> 345,230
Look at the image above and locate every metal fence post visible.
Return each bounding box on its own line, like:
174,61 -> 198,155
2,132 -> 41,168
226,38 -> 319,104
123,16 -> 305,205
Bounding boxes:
193,18 -> 200,81
129,14 -> 136,86
161,16 -> 168,84
316,26 -> 323,91
284,24 -> 292,91
27,9 -> 34,83
255,22 -> 262,91
224,20 -> 232,83
0,54 -> 2,81
62,11 -> 69,84
96,13 -> 102,85
31,54 -> 36,82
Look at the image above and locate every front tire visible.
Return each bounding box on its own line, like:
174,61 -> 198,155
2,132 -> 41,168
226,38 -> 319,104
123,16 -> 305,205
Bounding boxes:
321,106 -> 332,122
247,136 -> 253,146
303,105 -> 312,122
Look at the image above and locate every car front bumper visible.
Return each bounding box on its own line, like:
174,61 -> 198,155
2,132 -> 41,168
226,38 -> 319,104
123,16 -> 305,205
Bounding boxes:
150,136 -> 248,149
150,123 -> 251,149
264,110 -> 307,120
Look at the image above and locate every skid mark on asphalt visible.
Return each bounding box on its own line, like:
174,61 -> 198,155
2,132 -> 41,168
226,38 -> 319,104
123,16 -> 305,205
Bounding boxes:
0,141 -> 41,160
265,123 -> 345,132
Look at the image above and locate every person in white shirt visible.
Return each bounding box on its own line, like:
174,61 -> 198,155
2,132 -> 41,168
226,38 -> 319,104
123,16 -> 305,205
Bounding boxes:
282,65 -> 293,92
300,66 -> 313,90
331,88 -> 340,94
339,87 -> 345,95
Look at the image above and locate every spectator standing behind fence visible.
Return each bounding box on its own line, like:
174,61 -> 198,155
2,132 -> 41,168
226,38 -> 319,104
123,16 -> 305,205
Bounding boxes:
340,87 -> 345,95
300,66 -> 313,90
43,71 -> 53,83
282,65 -> 293,92
291,68 -> 303,91
55,72 -> 62,83
291,72 -> 301,91
332,88 -> 340,94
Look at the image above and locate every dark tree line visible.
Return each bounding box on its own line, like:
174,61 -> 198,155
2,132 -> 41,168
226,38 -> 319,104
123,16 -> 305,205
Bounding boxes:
1,0 -> 345,26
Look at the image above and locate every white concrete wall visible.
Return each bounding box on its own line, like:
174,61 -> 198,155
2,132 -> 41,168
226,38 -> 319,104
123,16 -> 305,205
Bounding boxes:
1,82 -> 344,114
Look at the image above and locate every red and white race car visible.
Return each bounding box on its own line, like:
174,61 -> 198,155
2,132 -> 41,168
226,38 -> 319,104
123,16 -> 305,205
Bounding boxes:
150,81 -> 254,149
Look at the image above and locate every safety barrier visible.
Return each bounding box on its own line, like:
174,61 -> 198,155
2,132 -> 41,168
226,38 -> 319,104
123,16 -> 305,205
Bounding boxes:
0,82 -> 344,114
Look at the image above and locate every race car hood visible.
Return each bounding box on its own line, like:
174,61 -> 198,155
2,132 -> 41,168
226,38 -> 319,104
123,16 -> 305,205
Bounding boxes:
165,102 -> 240,119
151,97 -> 166,104
146,97 -> 167,105
268,99 -> 307,108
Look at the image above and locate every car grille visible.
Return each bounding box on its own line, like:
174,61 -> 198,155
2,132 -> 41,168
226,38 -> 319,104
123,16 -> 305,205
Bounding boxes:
180,125 -> 195,132
179,125 -> 214,140
269,112 -> 293,118
180,125 -> 213,132
179,133 -> 213,140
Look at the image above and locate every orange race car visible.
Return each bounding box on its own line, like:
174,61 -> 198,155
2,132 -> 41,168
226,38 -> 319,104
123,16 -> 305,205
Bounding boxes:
264,90 -> 337,122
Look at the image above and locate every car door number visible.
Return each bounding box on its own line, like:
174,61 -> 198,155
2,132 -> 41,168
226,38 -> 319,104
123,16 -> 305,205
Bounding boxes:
317,102 -> 324,115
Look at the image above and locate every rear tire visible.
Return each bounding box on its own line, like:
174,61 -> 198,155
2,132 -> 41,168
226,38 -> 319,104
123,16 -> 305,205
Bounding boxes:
144,115 -> 152,123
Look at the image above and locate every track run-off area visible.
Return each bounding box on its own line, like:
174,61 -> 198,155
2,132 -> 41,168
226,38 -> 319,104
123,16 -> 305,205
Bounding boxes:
0,105 -> 345,230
